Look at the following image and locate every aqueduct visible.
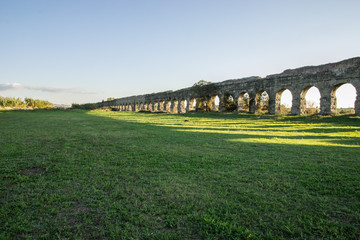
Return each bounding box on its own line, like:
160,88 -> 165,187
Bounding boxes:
98,57 -> 360,115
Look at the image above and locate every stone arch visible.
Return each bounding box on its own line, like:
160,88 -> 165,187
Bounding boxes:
331,83 -> 357,114
158,100 -> 164,112
148,102 -> 153,112
275,88 -> 293,114
255,90 -> 269,113
136,102 -> 141,112
171,99 -> 178,113
153,101 -> 158,111
189,98 -> 197,111
164,100 -> 171,112
237,92 -> 250,112
221,93 -> 237,112
300,86 -> 320,115
196,95 -> 214,112
212,95 -> 220,111
179,98 -> 187,113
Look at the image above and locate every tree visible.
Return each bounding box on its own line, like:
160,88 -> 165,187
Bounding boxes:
280,104 -> 291,114
256,92 -> 269,113
107,97 -> 115,101
25,98 -> 53,108
221,93 -> 237,112
191,80 -> 215,112
305,101 -> 320,115
192,80 -> 213,88
25,98 -> 35,108
0,96 -> 25,108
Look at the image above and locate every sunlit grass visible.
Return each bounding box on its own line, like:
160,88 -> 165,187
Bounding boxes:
88,111 -> 360,147
1,110 -> 359,239
228,137 -> 359,148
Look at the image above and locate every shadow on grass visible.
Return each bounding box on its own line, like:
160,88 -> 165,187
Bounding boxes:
1,109 -> 359,239
182,111 -> 360,125
86,110 -> 360,147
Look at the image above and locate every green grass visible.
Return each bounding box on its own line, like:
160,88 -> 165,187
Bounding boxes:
1,109 -> 359,239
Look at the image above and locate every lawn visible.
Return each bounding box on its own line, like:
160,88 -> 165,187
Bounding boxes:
0,110 -> 359,239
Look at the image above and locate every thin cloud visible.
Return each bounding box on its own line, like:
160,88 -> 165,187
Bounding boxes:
0,83 -> 98,94
0,83 -> 22,90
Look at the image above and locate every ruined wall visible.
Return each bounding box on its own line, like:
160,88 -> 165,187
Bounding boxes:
99,57 -> 360,115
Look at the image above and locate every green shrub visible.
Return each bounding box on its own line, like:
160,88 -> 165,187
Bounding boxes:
25,98 -> 53,108
0,96 -> 26,108
0,96 -> 53,109
280,104 -> 291,114
221,93 -> 237,112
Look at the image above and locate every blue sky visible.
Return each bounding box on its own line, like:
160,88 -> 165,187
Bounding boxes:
1,0 -> 359,106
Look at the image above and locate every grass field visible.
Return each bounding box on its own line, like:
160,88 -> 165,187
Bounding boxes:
1,110 -> 359,239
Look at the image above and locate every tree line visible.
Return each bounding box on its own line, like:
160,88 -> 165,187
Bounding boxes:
0,96 -> 53,109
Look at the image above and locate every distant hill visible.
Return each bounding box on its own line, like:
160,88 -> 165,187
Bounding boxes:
54,104 -> 71,108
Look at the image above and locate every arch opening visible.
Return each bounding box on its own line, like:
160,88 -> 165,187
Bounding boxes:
171,99 -> 178,113
197,96 -> 212,112
189,98 -> 197,111
213,95 -> 220,111
275,89 -> 293,114
134,103 -> 139,112
153,101 -> 159,112
332,83 -> 356,114
158,100 -> 165,112
164,100 -> 171,112
237,92 -> 250,112
255,90 -> 269,113
179,99 -> 187,113
301,86 -> 320,115
222,93 -> 237,112
148,102 -> 153,112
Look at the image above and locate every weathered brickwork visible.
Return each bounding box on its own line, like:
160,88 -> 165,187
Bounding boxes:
98,57 -> 360,115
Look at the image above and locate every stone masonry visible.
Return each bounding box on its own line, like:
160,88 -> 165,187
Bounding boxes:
98,57 -> 360,115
